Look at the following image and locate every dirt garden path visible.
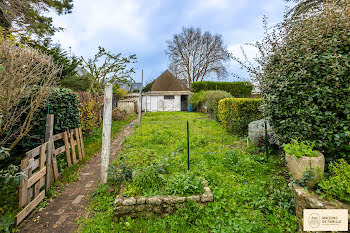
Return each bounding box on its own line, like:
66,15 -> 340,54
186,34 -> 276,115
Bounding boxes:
19,118 -> 138,233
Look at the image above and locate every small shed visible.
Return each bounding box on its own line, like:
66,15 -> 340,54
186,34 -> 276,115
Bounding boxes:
141,70 -> 192,112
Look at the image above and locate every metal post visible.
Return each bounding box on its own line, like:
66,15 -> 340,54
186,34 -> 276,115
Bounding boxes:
101,83 -> 113,183
265,121 -> 269,161
187,120 -> 190,170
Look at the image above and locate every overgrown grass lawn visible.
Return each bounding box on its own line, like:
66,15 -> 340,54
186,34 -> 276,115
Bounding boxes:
80,112 -> 297,233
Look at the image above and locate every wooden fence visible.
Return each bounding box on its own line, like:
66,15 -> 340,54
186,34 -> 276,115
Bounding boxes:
15,115 -> 86,225
117,99 -> 137,114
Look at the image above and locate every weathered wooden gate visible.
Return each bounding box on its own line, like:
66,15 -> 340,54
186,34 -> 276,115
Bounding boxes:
16,115 -> 86,225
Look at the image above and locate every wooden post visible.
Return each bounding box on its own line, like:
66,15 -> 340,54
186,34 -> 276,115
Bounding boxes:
79,128 -> 86,158
19,157 -> 29,207
70,130 -> 77,164
101,83 -> 113,183
75,128 -> 82,160
63,131 -> 72,166
45,114 -> 54,192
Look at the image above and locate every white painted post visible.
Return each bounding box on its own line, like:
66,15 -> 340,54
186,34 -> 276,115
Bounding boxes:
101,83 -> 113,183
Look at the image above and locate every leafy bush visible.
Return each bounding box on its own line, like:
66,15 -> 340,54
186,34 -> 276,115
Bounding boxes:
14,88 -> 80,154
79,93 -> 103,136
112,109 -> 128,121
165,171 -> 204,196
218,98 -> 263,135
191,81 -> 253,97
132,166 -> 164,195
108,157 -> 133,186
318,159 -> 350,204
236,2 -> 350,161
190,90 -> 232,118
284,138 -> 320,158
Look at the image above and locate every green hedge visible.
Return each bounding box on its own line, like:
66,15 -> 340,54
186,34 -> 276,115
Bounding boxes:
191,81 -> 253,97
190,90 -> 231,119
218,98 -> 263,135
14,88 -> 80,155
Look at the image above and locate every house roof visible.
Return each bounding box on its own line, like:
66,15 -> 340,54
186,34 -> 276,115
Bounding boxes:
151,70 -> 189,92
120,81 -> 143,92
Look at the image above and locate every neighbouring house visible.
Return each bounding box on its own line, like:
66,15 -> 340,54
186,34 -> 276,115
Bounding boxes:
141,70 -> 193,112
121,81 -> 143,92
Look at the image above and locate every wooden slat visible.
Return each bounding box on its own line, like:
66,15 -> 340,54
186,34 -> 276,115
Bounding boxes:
39,144 -> 46,189
54,146 -> 65,156
19,158 -> 29,208
79,128 -> 86,158
25,146 -> 41,159
34,182 -> 40,199
27,167 -> 46,188
63,131 -> 72,167
70,130 -> 77,164
75,128 -> 82,161
51,141 -> 59,181
16,191 -> 45,225
27,162 -> 33,204
52,132 -> 64,142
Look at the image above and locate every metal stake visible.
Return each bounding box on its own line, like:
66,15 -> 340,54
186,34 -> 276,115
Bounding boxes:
187,120 -> 190,170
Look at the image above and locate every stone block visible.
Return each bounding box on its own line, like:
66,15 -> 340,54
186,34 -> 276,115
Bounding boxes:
187,195 -> 200,202
147,196 -> 162,205
122,197 -> 136,206
136,197 -> 147,204
201,193 -> 214,202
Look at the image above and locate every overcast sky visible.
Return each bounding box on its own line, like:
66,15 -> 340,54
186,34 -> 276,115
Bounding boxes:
51,0 -> 294,84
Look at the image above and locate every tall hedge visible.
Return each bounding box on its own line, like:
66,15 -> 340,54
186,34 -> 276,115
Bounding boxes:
191,81 -> 253,97
13,88 -> 80,155
218,98 -> 263,135
250,4 -> 350,162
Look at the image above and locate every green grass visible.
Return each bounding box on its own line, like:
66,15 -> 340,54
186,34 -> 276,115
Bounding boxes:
0,115 -> 135,233
79,112 -> 298,233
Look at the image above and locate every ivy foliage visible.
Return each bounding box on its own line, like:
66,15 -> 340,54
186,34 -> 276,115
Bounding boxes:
191,81 -> 253,97
218,98 -> 263,135
14,88 -> 80,155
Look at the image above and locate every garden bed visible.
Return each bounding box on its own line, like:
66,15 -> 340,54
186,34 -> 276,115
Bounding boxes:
114,181 -> 213,218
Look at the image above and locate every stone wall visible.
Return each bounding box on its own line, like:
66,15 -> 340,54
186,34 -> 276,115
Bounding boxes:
114,185 -> 213,218
293,184 -> 350,233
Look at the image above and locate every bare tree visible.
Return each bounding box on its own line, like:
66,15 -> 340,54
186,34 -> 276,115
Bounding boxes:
82,46 -> 137,92
166,27 -> 230,87
0,38 -> 59,149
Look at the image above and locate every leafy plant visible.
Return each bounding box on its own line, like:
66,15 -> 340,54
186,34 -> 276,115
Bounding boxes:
284,138 -> 320,158
108,157 -> 133,186
190,90 -> 232,119
165,171 -> 204,196
218,98 -> 263,135
191,81 -> 253,97
132,166 -> 164,195
234,1 -> 350,161
318,159 -> 350,204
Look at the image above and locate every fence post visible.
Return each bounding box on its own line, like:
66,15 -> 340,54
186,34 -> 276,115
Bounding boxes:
45,114 -> 54,191
101,83 -> 113,183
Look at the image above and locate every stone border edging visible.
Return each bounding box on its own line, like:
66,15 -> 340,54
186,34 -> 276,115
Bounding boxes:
114,183 -> 214,218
